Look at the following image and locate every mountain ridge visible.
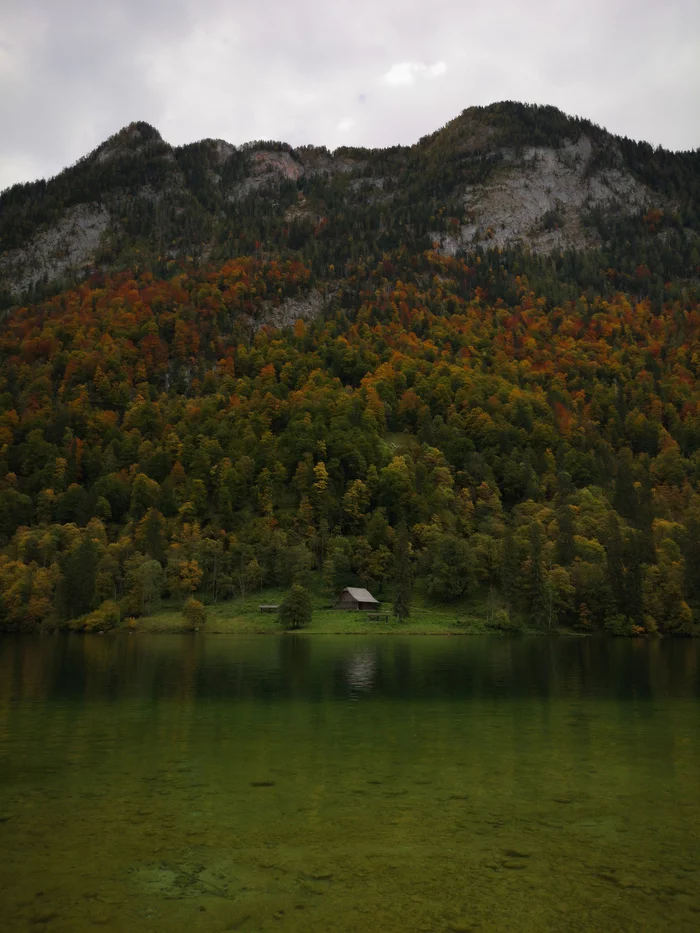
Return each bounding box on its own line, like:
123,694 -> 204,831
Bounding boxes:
2,101 -> 698,304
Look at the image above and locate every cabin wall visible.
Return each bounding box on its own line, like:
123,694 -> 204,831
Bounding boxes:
337,593 -> 358,609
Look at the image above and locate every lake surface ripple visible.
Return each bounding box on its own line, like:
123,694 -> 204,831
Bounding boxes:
1,634 -> 699,932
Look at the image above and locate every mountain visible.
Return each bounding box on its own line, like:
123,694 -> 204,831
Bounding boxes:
1,102 -> 700,637
1,102 -> 699,303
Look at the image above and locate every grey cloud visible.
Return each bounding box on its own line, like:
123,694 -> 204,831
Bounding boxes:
1,0 -> 699,191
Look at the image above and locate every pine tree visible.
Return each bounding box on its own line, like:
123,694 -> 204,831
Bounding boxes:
393,520 -> 412,622
555,504 -> 576,565
636,466 -> 656,563
623,531 -> 645,625
135,508 -> 167,564
60,535 -> 99,619
605,513 -> 625,613
613,448 -> 637,523
502,526 -> 519,611
528,523 -> 547,627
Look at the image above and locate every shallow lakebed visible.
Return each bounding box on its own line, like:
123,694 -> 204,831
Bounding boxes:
0,635 -> 699,932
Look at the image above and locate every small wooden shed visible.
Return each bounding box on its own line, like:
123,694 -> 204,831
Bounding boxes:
336,587 -> 380,611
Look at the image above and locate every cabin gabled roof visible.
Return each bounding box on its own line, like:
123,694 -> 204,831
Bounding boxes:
342,587 -> 379,604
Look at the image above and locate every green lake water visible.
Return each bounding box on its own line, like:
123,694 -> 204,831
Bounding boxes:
0,635 -> 699,933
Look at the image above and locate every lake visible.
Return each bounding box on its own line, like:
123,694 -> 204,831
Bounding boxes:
0,634 -> 699,932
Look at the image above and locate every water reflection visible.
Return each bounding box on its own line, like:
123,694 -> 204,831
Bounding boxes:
346,647 -> 378,694
1,634 -> 699,703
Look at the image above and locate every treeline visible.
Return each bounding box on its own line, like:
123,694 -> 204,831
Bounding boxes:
1,249 -> 699,634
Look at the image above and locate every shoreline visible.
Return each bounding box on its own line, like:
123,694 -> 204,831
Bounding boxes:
3,596 -> 667,638
3,624 -> 617,638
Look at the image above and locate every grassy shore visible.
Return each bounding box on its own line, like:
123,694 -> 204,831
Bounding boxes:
127,585 -> 542,635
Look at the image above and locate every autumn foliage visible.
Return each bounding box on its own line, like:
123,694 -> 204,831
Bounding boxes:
1,249 -> 699,634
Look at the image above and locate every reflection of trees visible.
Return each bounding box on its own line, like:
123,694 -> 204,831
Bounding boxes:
278,634 -> 312,695
0,636 -> 699,704
390,642 -> 412,696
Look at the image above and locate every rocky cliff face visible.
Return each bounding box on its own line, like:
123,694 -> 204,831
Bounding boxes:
1,102 -> 696,302
433,137 -> 654,255
0,204 -> 110,295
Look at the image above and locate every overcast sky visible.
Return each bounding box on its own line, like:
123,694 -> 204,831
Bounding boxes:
1,0 -> 699,191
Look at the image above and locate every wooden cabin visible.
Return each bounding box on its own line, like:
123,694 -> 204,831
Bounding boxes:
336,587 -> 380,611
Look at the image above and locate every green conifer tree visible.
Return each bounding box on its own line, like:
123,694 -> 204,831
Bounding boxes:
501,526 -> 519,611
393,520 -> 412,622
528,523 -> 547,627
555,505 -> 576,566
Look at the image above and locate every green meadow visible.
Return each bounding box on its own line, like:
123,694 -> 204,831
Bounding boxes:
130,582 -> 541,636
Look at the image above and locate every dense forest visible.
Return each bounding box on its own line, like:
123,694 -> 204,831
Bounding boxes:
1,103 -> 699,634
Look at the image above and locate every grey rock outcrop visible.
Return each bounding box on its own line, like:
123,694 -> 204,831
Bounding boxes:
258,288 -> 326,330
0,203 -> 110,295
432,136 -> 654,255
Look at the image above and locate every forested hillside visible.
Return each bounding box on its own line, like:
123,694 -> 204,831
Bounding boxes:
1,103 -> 699,634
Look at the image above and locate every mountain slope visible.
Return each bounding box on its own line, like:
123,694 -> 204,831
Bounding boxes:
1,102 -> 698,302
1,102 -> 700,637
